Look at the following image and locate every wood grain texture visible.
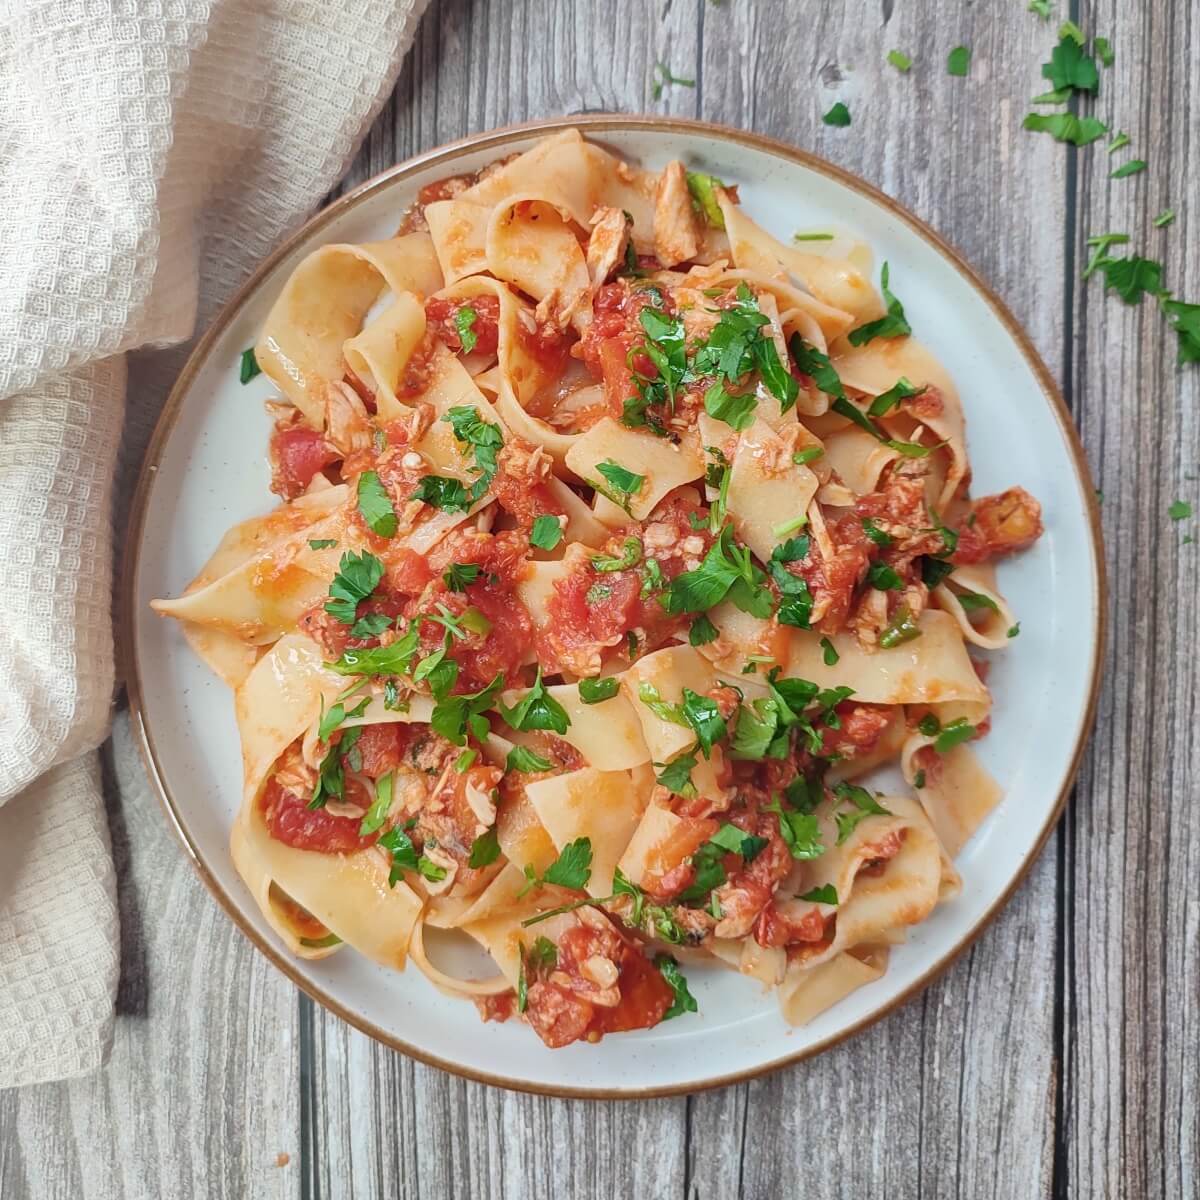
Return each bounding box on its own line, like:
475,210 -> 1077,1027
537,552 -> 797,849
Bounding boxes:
1062,3 -> 1200,1198
0,718 -> 302,1200
5,1 -> 1197,1197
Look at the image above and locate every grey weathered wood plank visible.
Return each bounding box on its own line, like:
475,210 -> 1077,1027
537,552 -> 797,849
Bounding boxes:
312,4 -> 1068,1200
1062,3 -> 1200,1198
687,4 -> 1069,1197
311,3 -> 698,1196
0,715 -> 302,1200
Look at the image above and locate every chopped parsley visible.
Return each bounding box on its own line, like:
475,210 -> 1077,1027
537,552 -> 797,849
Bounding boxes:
349,612 -> 392,639
946,45 -> 971,77
819,636 -> 840,666
1110,159 -> 1147,180
591,536 -> 642,573
878,604 -> 921,648
798,884 -> 838,905
1094,36 -> 1114,67
329,622 -> 419,677
656,955 -> 698,1020
769,537 -> 814,629
1106,132 -> 1130,154
957,591 -> 1000,614
499,668 -> 570,735
867,376 -> 924,417
651,62 -> 695,100
933,718 -> 977,753
1098,256 -> 1165,305
914,768 -> 927,789
689,614 -> 719,646
822,102 -> 851,127
454,305 -> 479,354
1082,233 -> 1129,279
656,750 -> 698,798
443,562 -> 482,591
848,262 -> 911,346
792,446 -> 824,467
1162,299 -> 1200,364
310,725 -> 364,809
1007,623 -> 1021,639
686,171 -> 727,229
239,347 -> 261,384
832,782 -> 892,844
765,794 -> 825,860
358,772 -> 394,836
861,517 -> 893,548
356,470 -> 398,538
506,745 -> 554,773
529,514 -> 563,551
887,49 -> 913,72
411,474 -> 471,513
1168,500 -> 1193,520
679,688 -> 727,758
866,561 -> 904,591
1028,0 -> 1053,18
1154,209 -> 1175,228
324,550 -> 384,625
664,525 -> 771,619
540,837 -> 593,891
1022,112 -> 1108,146
444,405 -> 504,504
430,673 -> 505,746
1041,29 -> 1098,94
595,459 -> 645,508
624,304 -> 687,433
308,538 -> 337,550
578,676 -> 620,704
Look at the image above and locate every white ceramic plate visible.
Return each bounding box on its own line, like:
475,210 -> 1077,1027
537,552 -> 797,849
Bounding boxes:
125,117 -> 1103,1097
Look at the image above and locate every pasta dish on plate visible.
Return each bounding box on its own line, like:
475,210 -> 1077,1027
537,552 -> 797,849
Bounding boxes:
152,128 -> 1043,1049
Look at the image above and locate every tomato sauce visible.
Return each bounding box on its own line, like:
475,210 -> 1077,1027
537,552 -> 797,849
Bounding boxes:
425,295 -> 501,358
269,424 -> 340,501
261,776 -> 375,854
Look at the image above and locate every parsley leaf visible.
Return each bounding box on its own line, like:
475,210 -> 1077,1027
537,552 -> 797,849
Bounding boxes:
689,614 -> 719,646
656,955 -> 698,1020
820,636 -> 840,666
239,347 -> 261,384
542,837 -> 593,890
324,550 -> 384,625
356,470 -> 398,538
596,459 -> 645,504
1041,30 -> 1098,93
822,102 -> 851,127
656,750 -> 698,798
867,376 -> 924,417
798,883 -> 838,905
1094,36 -> 1114,67
1028,0 -> 1053,18
358,772 -> 394,836
848,262 -> 911,346
1169,500 -> 1193,521
329,623 -> 420,677
1098,256 -> 1164,304
1161,298 -> 1200,364
887,49 -> 913,72
444,562 -> 482,591
499,668 -> 570,735
349,612 -> 393,639
946,45 -> 971,77
664,525 -> 769,617
832,782 -> 892,844
444,405 -> 504,503
934,717 -> 977,753
680,688 -> 727,757
411,475 -> 471,513
506,745 -> 554,773
867,561 -> 904,590
1110,159 -> 1146,180
1022,112 -> 1108,146
308,538 -> 337,550
591,536 -> 643,573
703,381 -> 759,431
430,673 -> 505,746
530,514 -> 563,551
878,603 -> 922,648
686,171 -> 727,229
788,334 -> 847,400
957,591 -> 1000,614
1082,233 -> 1129,279
578,676 -> 620,704
454,305 -> 478,354
766,795 -> 825,860
377,825 -> 419,883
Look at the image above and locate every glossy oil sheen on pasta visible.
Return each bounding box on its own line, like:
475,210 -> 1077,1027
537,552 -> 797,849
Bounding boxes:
152,129 -> 1045,1050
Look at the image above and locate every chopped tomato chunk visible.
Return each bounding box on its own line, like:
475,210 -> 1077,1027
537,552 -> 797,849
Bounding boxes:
269,425 -> 340,501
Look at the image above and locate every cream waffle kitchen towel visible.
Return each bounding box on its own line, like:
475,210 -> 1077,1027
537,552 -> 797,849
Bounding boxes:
0,0 -> 429,1088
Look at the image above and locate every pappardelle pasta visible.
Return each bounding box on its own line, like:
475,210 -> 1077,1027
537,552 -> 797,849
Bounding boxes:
153,129 -> 1043,1048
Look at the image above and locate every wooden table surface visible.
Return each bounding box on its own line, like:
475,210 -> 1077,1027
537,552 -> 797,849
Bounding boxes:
3,2 -> 1197,1197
